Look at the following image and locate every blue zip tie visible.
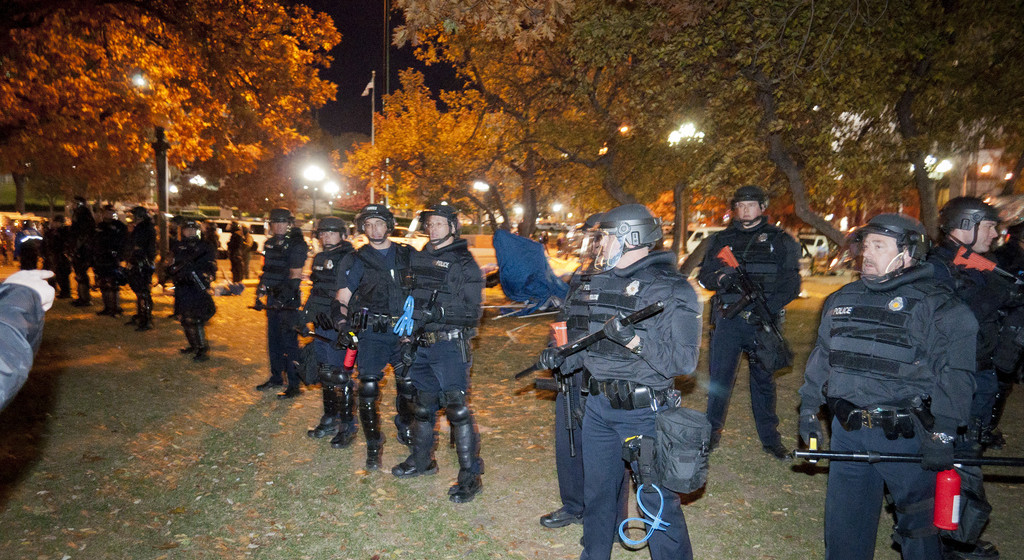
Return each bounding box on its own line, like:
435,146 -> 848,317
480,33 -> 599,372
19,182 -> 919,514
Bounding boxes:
617,483 -> 670,546
393,295 -> 415,336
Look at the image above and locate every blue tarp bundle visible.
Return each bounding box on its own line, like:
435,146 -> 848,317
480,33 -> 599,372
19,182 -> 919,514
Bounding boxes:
492,229 -> 568,316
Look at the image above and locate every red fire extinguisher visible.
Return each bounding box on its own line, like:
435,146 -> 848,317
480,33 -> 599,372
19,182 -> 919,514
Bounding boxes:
343,333 -> 358,369
933,468 -> 961,530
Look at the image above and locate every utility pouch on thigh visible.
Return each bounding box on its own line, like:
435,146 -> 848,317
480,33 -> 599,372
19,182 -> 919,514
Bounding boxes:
654,406 -> 712,494
622,435 -> 658,490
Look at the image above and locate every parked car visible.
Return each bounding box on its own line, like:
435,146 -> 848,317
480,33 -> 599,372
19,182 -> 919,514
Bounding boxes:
685,226 -> 725,254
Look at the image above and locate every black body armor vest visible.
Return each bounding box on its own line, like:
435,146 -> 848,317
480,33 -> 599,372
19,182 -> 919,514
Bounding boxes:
714,224 -> 784,305
409,239 -> 480,330
349,243 -> 412,318
306,241 -> 353,315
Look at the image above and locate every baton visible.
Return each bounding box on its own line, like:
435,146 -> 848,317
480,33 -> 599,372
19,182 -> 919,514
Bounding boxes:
295,327 -> 332,343
514,301 -> 665,380
794,449 -> 1024,467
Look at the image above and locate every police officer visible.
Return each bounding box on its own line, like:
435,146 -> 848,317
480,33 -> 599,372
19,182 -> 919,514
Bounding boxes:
697,185 -> 801,458
124,206 -> 157,331
301,217 -> 356,444
14,220 -> 43,270
93,205 -> 128,317
927,197 -> 1016,449
69,197 -> 96,307
254,208 -> 309,398
391,203 -> 485,503
539,212 -> 602,529
227,222 -> 247,283
45,215 -> 73,299
168,218 -> 217,361
539,203 -> 702,559
798,213 -> 977,560
332,204 -> 412,469
991,222 -> 1024,449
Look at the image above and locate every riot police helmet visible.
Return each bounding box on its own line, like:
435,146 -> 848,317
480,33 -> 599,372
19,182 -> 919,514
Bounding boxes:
421,203 -> 460,245
730,185 -> 769,210
178,216 -> 202,235
356,204 -> 396,234
940,197 -> 999,233
316,216 -> 348,236
130,206 -> 148,221
853,213 -> 930,261
591,204 -> 662,270
268,207 -> 294,223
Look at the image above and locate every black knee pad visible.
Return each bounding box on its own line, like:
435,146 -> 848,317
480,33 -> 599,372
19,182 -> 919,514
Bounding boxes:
442,389 -> 467,408
322,367 -> 350,387
359,379 -> 380,400
892,496 -> 939,542
414,391 -> 440,421
396,376 -> 417,398
445,403 -> 472,425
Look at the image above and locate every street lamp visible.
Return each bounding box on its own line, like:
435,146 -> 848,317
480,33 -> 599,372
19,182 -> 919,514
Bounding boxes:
472,181 -> 490,233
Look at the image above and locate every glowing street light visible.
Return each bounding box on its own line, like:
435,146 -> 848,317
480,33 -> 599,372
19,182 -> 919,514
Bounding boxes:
303,164 -> 326,182
472,181 -> 490,192
189,175 -> 207,187
668,122 -> 705,146
980,163 -> 992,174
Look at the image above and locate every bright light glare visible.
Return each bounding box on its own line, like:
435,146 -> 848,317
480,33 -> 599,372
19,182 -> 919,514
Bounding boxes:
935,160 -> 953,174
131,73 -> 148,88
980,163 -> 992,174
824,213 -> 834,221
513,205 -> 523,215
189,175 -> 207,187
323,181 -> 339,195
169,185 -> 179,194
668,122 -> 705,146
472,181 -> 490,192
1006,172 -> 1014,181
551,203 -> 564,213
303,165 -> 326,182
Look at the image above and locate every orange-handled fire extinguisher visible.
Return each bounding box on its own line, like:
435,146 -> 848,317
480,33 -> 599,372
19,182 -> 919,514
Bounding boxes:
933,468 -> 961,530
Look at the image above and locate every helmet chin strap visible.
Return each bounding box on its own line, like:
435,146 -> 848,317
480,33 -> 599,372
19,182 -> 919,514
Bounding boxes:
368,235 -> 388,244
429,233 -> 452,246
737,215 -> 764,228
883,250 -> 907,275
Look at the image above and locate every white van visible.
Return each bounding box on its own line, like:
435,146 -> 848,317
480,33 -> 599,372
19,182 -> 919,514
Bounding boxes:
211,219 -> 268,258
685,226 -> 725,254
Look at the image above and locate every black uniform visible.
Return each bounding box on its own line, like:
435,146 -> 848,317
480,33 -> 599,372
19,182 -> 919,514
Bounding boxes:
342,242 -> 413,466
14,226 -> 43,270
125,216 -> 157,330
70,201 -> 96,306
928,241 -> 1021,443
697,218 -> 801,450
45,221 -> 73,298
227,226 -> 246,283
93,215 -> 128,316
302,239 -> 356,443
392,237 -> 484,502
256,227 -> 308,390
569,251 -> 702,560
170,234 -> 217,360
799,263 -> 977,560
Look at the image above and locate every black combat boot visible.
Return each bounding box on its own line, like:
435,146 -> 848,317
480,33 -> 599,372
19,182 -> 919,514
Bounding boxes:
392,418 -> 438,477
179,320 -> 198,354
360,390 -> 384,470
448,416 -> 483,503
330,380 -> 358,448
981,390 -> 1009,450
193,323 -> 210,362
308,384 -> 341,439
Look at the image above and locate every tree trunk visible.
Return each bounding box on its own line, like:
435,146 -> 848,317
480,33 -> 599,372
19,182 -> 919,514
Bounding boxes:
599,150 -> 638,206
894,78 -> 939,239
12,171 -> 27,213
1000,148 -> 1024,196
671,180 -> 687,257
746,66 -> 845,245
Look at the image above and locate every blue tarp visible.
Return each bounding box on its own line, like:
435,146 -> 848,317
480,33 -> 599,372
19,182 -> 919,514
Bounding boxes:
492,229 -> 568,316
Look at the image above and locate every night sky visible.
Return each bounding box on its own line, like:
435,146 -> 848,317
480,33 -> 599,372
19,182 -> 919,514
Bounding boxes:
299,0 -> 459,136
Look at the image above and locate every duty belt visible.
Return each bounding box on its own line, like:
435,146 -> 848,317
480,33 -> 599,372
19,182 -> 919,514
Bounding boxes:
829,398 -> 916,440
587,377 -> 668,411
417,329 -> 463,346
351,309 -> 398,333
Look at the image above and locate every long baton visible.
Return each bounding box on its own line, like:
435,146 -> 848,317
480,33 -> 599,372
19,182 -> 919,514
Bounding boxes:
794,450 -> 1024,467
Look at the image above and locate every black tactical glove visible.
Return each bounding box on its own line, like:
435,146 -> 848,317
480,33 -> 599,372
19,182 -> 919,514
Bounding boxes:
330,299 -> 348,332
538,347 -> 565,370
602,312 -> 636,347
279,278 -> 301,304
716,266 -> 738,290
314,311 -> 334,331
252,298 -> 266,312
919,432 -> 956,471
799,410 -> 822,447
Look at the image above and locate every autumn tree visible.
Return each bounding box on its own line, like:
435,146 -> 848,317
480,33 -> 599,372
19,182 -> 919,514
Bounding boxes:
0,0 -> 339,211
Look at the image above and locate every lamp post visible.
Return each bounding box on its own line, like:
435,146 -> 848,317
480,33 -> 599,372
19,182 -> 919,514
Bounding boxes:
473,181 -> 490,234
153,126 -> 171,266
303,164 -> 326,221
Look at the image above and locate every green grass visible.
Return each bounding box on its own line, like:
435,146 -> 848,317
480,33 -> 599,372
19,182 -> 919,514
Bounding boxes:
0,269 -> 1021,559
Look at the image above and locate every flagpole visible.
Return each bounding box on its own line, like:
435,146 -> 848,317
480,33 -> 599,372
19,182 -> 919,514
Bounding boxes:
369,70 -> 376,204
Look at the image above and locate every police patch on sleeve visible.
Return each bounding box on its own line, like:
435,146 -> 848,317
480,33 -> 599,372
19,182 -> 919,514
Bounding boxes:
887,296 -> 905,311
625,280 -> 640,296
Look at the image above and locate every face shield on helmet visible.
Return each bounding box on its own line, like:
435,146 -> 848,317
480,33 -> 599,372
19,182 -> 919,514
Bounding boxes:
586,210 -> 663,271
846,213 -> 929,282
